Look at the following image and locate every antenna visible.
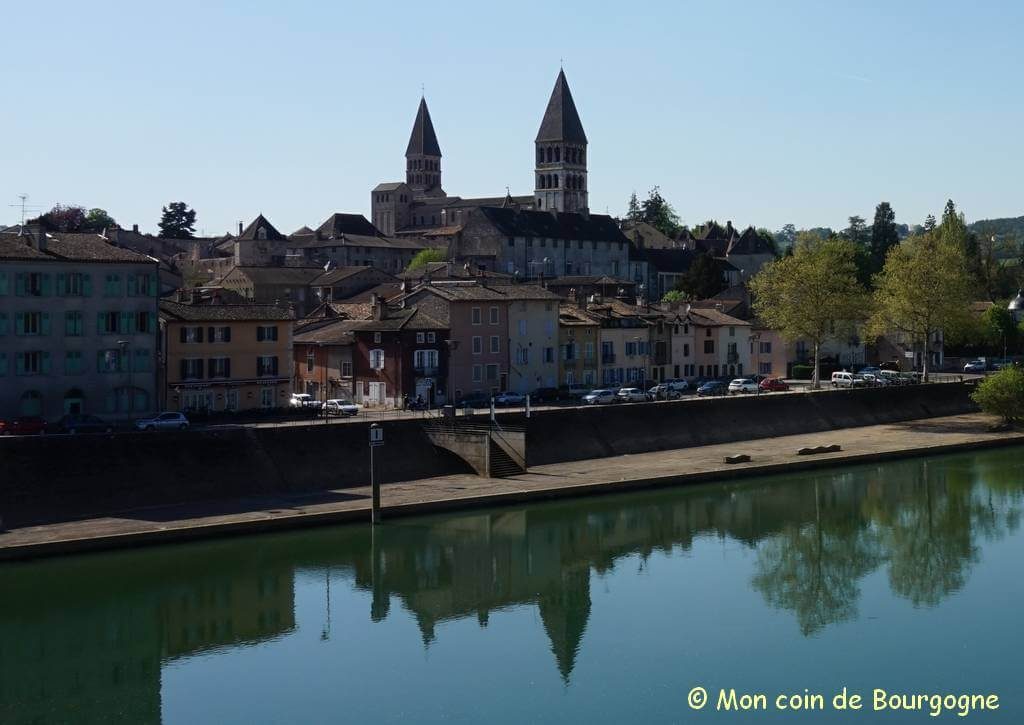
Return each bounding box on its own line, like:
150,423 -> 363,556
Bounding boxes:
8,194 -> 40,225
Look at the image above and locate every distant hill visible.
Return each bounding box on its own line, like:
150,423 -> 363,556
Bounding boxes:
969,216 -> 1024,241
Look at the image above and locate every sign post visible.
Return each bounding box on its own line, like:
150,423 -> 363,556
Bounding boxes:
369,423 -> 384,524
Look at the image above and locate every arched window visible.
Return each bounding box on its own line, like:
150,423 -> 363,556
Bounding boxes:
537,197 -> 543,209
553,175 -> 559,188
537,148 -> 544,165
554,147 -> 561,162
546,147 -> 553,163
20,390 -> 42,416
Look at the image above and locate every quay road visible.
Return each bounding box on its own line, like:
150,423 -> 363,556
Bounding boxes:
0,412 -> 1018,560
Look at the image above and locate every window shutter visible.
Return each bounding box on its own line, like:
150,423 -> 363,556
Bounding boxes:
224,326 -> 231,342
207,358 -> 214,378
148,314 -> 156,334
41,312 -> 50,336
149,273 -> 157,296
180,359 -> 187,380
15,273 -> 25,296
225,358 -> 231,378
15,313 -> 24,336
57,273 -> 66,296
97,313 -> 105,334
82,274 -> 92,297
16,354 -> 25,376
42,352 -> 51,374
197,326 -> 204,343
271,326 -> 278,341
272,357 -> 278,375
40,274 -> 52,296
127,275 -> 137,296
207,326 -> 215,342
257,326 -> 264,342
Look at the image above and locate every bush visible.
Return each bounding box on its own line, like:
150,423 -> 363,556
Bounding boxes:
791,364 -> 814,380
971,366 -> 1024,425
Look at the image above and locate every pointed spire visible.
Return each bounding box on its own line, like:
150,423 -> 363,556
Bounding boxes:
535,69 -> 587,144
406,97 -> 442,157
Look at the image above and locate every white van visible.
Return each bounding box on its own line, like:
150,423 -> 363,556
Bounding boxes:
831,371 -> 855,388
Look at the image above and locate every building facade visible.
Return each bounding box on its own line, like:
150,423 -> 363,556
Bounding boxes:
159,299 -> 294,413
0,228 -> 159,421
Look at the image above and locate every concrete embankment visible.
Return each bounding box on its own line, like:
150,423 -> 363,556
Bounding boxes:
0,383 -> 978,527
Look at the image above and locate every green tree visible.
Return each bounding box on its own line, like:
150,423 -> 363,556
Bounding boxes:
639,186 -> 681,237
756,228 -> 779,256
843,215 -> 868,247
405,247 -> 447,272
869,201 -> 899,275
661,289 -> 684,304
971,366 -> 1024,425
923,214 -> 937,232
625,191 -> 642,223
31,204 -> 86,232
749,237 -> 868,388
158,201 -> 197,239
980,305 -> 1018,357
677,251 -> 726,300
83,208 -> 117,232
867,232 -> 973,381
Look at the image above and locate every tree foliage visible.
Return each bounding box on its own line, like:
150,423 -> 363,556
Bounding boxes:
29,204 -> 117,233
749,237 -> 868,388
867,232 -> 973,380
971,366 -> 1024,425
661,289 -> 684,304
405,247 -> 448,272
84,208 -> 117,231
631,186 -> 682,237
676,252 -> 726,300
869,201 -> 899,276
158,201 -> 197,239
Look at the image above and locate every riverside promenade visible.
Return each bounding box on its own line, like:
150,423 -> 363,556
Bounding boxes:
2,412 -> 1022,560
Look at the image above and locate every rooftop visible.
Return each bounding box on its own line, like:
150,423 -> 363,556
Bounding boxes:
0,228 -> 157,264
159,300 -> 294,322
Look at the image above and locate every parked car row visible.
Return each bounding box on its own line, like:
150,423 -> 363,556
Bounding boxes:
1,412 -> 192,436
289,393 -> 361,416
832,369 -> 920,388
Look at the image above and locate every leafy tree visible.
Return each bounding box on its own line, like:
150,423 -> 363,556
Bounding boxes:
869,201 -> 899,276
625,191 -> 642,223
639,186 -> 682,237
867,232 -> 973,381
756,228 -> 779,256
980,304 -> 1018,356
971,366 -> 1024,426
30,204 -> 86,232
923,214 -> 937,232
83,208 -> 117,232
749,237 -> 868,388
776,224 -> 798,252
661,289 -> 684,304
405,247 -> 447,272
842,216 -> 873,286
843,215 -> 869,247
676,251 -> 726,300
158,201 -> 197,239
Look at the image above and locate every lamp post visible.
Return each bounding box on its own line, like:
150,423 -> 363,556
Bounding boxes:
751,332 -> 761,397
446,339 -> 460,410
117,339 -> 131,417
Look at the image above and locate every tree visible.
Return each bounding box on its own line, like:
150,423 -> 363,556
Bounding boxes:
30,204 -> 86,232
923,214 -> 937,232
867,232 -> 973,381
158,201 -> 197,239
625,191 -> 642,224
971,366 -> 1024,426
980,305 -> 1018,356
776,224 -> 798,252
756,228 -> 779,256
843,215 -> 869,247
749,237 -> 868,388
676,251 -> 726,300
869,202 -> 899,276
83,208 -> 117,232
639,186 -> 682,237
405,247 -> 447,272
661,289 -> 684,304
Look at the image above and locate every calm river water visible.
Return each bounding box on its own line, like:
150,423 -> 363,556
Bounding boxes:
2,447 -> 1023,723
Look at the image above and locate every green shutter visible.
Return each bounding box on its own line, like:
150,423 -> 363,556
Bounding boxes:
149,272 -> 158,296
97,312 -> 104,334
0,313 -> 6,336
57,273 -> 66,296
16,354 -> 24,376
82,274 -> 92,296
40,274 -> 52,296
15,313 -> 25,336
148,313 -> 156,333
127,274 -> 137,296
15,273 -> 25,296
0,272 -> 8,296
41,312 -> 50,336
120,311 -> 131,334
42,352 -> 51,374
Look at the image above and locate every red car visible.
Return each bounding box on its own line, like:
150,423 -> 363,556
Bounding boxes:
0,416 -> 48,435
759,377 -> 790,392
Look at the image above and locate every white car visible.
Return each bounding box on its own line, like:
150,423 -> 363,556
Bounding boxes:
324,399 -> 359,417
493,391 -> 527,406
290,393 -> 319,408
582,389 -> 616,405
616,387 -> 647,403
135,412 -> 190,431
728,378 -> 758,394
663,378 -> 690,392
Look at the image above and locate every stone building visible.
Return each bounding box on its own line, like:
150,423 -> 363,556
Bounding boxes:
0,227 -> 160,421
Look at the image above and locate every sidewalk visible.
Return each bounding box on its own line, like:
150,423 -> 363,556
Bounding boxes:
1,413 -> 1020,560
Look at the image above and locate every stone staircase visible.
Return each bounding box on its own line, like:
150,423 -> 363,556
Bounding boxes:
423,418 -> 527,478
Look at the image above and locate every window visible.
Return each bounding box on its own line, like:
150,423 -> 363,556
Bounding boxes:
16,312 -> 48,336
65,311 -> 83,336
683,343 -> 690,357
489,307 -> 499,324
759,361 -> 772,375
341,361 -> 353,377
369,349 -> 385,370
257,325 -> 279,342
584,342 -> 594,359
471,307 -> 482,325
127,273 -> 155,297
306,349 -> 316,373
472,336 -> 482,355
16,352 -> 49,375
517,319 -> 527,336
515,348 -> 529,365
704,340 -> 714,354
626,341 -> 638,357
729,326 -> 736,337
98,349 -> 127,374
759,341 -> 772,354
208,357 -> 231,378
563,342 -> 576,361
260,388 -> 274,409
490,336 -> 500,353
134,348 -> 152,373
416,332 -> 425,343
544,347 -> 555,363
65,350 -> 83,375
373,331 -> 382,343
209,326 -> 231,343
16,272 -> 51,297
427,332 -> 436,343
58,272 -> 90,297
414,349 -> 439,371
103,274 -> 123,297
472,364 -> 482,382
257,355 -> 280,377
181,326 -> 204,343
486,364 -> 498,381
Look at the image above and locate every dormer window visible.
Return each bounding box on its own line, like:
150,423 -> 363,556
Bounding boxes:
257,227 -> 267,240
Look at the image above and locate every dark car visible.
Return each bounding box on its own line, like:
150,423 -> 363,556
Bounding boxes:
759,377 -> 790,392
530,387 -> 561,404
54,414 -> 114,435
696,381 -> 727,397
458,391 -> 492,409
1,416 -> 48,435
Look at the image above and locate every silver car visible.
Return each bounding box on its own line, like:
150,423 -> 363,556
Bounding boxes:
582,389 -> 616,405
324,399 -> 359,417
617,387 -> 647,403
135,412 -> 190,431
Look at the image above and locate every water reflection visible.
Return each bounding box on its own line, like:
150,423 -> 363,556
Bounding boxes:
0,448 -> 1021,722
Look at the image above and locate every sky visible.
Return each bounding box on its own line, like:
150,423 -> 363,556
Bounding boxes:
2,0 -> 1023,236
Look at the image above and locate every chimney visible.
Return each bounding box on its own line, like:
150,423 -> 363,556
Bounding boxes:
238,221 -> 244,236
371,293 -> 384,321
132,223 -> 139,233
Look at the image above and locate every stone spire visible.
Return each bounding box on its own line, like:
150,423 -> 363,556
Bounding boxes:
534,70 -> 588,213
535,69 -> 588,145
406,97 -> 444,196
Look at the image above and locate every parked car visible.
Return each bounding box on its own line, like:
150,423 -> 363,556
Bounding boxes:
0,416 -> 48,436
696,381 -> 727,397
728,378 -> 758,394
458,391 -> 492,408
530,387 -> 562,404
324,399 -> 359,417
582,389 -> 617,405
289,393 -> 321,409
857,366 -> 882,377
963,360 -> 987,373
759,377 -> 789,392
54,414 -> 114,435
860,372 -> 892,387
878,369 -> 906,385
663,378 -> 690,393
831,371 -> 855,388
616,387 -> 647,403
493,391 -> 527,406
558,384 -> 592,400
135,412 -> 190,431
647,383 -> 681,401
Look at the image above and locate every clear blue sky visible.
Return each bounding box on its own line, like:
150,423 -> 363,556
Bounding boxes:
3,0 -> 1022,236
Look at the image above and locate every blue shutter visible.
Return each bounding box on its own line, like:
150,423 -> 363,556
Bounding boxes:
41,312 -> 50,336
82,274 -> 92,296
